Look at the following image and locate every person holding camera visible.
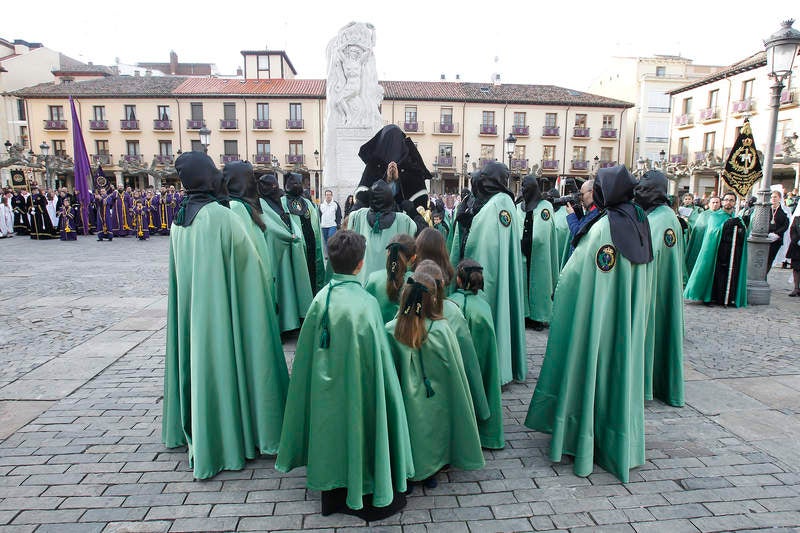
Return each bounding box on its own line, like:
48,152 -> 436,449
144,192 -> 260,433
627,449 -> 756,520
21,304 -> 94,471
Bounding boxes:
565,179 -> 599,254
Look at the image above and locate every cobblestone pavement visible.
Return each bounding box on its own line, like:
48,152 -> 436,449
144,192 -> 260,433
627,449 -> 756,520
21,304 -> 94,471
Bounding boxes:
0,235 -> 799,532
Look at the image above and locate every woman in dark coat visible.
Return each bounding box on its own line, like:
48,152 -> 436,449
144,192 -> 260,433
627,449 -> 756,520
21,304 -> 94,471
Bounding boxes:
768,190 -> 790,273
786,212 -> 800,296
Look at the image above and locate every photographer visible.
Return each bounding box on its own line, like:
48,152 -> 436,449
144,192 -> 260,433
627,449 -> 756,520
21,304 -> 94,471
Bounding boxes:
566,179 -> 599,245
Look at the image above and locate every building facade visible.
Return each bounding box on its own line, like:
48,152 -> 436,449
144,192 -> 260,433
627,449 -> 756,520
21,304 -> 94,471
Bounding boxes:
14,50 -> 633,198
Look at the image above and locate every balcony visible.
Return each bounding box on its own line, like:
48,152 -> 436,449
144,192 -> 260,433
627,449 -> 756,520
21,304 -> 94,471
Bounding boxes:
732,99 -> 752,114
510,158 -> 528,170
434,122 -> 459,134
599,160 -> 617,168
571,160 -> 589,171
541,160 -> 559,171
511,125 -> 529,136
437,156 -> 455,167
699,107 -> 719,122
186,119 -> 205,130
252,153 -> 273,165
542,126 -> 560,137
155,154 -> 174,165
670,154 -> 686,164
647,106 -> 671,113
600,128 -> 618,139
153,119 -> 173,130
781,89 -> 797,107
123,154 -> 143,164
120,120 -> 139,131
573,127 -> 590,138
402,121 -> 422,133
478,157 -> 494,168
674,114 -> 693,128
91,154 -> 112,165
89,120 -> 108,130
252,119 -> 272,130
220,154 -> 240,164
220,119 -> 238,130
44,120 -> 67,130
286,154 -> 305,165
480,124 -> 497,135
286,119 -> 304,130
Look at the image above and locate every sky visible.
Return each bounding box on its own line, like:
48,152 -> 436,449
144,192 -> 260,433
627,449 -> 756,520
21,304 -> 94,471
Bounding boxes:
2,0 -> 794,91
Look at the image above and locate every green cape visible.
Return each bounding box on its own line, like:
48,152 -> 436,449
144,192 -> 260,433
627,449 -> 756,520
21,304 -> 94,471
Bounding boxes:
386,318 -> 485,480
443,299 -> 490,422
643,206 -> 685,407
449,290 -> 505,449
552,207 -> 572,271
348,208 -> 418,285
450,193 -> 526,384
684,208 -> 712,276
524,214 -> 648,483
276,274 -> 414,509
364,269 -> 411,324
282,195 -> 326,294
231,201 -> 278,309
444,210 -> 456,251
163,202 -> 289,479
683,210 -> 748,307
518,200 -> 560,323
260,198 -> 313,332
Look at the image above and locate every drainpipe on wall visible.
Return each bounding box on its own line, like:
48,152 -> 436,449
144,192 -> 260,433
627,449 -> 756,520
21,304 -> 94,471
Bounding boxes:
561,106 -> 571,176
175,99 -> 183,152
618,107 -> 627,167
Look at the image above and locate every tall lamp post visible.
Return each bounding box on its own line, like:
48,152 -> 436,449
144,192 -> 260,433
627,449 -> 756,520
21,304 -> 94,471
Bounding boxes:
313,149 -> 320,202
505,133 -> 516,193
199,126 -> 211,154
747,19 -> 800,305
461,152 -> 470,192
39,141 -> 51,189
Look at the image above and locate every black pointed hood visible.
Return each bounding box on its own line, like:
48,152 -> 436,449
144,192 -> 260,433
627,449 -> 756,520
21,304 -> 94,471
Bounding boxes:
224,160 -> 262,214
472,162 -> 514,214
595,165 -> 653,264
257,172 -> 283,203
284,172 -> 304,197
173,151 -> 222,226
634,170 -> 670,212
519,174 -> 542,212
367,179 -> 397,230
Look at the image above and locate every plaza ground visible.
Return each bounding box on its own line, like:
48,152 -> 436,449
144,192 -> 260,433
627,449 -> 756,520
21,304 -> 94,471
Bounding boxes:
0,235 -> 799,532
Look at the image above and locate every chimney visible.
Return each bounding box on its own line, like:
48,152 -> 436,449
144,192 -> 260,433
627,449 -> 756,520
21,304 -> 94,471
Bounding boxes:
455,74 -> 461,80
134,70 -> 140,77
493,73 -> 501,86
169,50 -> 178,75
236,67 -> 243,77
88,61 -> 93,66
440,73 -> 446,80
145,69 -> 152,77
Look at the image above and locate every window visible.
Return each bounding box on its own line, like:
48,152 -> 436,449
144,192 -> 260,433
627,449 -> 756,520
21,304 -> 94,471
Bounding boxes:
600,147 -> 614,161
191,140 -> 204,152
159,140 -> 173,156
17,99 -> 26,121
124,105 -> 137,121
482,111 -> 495,126
681,97 -> 692,115
480,144 -> 495,160
574,114 -> 587,127
440,107 -> 453,124
646,91 -> 671,113
742,79 -> 754,99
513,112 -> 526,127
708,89 -> 719,109
19,125 -> 28,147
644,121 -> 670,143
257,103 -> 269,121
49,106 -> 64,121
602,115 -> 615,128
678,137 -> 689,156
438,143 -> 453,157
289,103 -> 302,121
405,106 -> 417,123
95,140 -> 109,155
573,146 -> 587,161
257,140 -> 270,155
224,140 -> 238,156
93,106 -> 106,121
656,66 -> 666,77
543,145 -> 556,161
53,140 -> 66,156
257,55 -> 270,76
223,103 -> 236,120
190,103 -> 203,121
514,145 -> 526,159
545,113 -> 558,128
289,140 -> 303,156
126,140 -> 140,156
703,131 -> 716,153
157,105 -> 170,120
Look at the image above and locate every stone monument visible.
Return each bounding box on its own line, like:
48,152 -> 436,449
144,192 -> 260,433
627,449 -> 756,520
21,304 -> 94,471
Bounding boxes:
323,22 -> 384,204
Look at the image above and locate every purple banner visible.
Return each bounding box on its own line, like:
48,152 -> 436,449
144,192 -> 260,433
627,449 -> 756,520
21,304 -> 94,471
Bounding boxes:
70,97 -> 91,235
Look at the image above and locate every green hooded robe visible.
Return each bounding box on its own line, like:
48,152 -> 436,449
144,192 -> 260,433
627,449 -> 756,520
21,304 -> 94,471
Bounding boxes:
684,208 -> 712,275
443,299 -> 490,422
524,215 -> 649,483
163,202 -> 289,479
683,209 -> 748,307
364,269 -> 411,324
282,195 -> 326,294
276,274 -> 414,510
348,207 -> 418,284
518,200 -> 559,323
448,289 -> 505,449
644,205 -> 685,406
552,207 -> 572,270
386,318 -> 485,480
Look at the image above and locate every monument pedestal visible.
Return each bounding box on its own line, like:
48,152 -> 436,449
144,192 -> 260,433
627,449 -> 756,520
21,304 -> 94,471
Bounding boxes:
324,126 -> 375,205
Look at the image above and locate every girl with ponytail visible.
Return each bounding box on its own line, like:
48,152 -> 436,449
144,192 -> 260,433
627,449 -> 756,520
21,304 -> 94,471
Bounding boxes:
385,265 -> 485,489
364,233 -> 416,323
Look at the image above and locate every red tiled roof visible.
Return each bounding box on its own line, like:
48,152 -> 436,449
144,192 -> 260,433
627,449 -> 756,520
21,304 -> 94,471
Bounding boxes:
173,78 -> 325,97
670,52 -> 767,95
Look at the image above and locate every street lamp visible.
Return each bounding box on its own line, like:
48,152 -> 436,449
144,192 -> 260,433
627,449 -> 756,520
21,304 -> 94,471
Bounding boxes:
504,133 -> 517,168
747,19 -> 800,305
198,126 -> 211,154
592,155 -> 600,176
39,141 -> 51,189
636,155 -> 646,176
461,152 -> 470,192
4,140 -> 11,155
313,149 -> 320,201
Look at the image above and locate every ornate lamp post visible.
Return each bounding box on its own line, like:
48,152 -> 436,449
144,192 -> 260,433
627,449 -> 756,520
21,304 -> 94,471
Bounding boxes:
39,141 -> 51,189
431,159 -> 440,195
747,19 -> 800,305
313,149 -> 320,202
4,140 -> 11,155
592,155 -> 600,176
461,152 -> 470,192
199,126 -> 211,154
504,133 -> 516,169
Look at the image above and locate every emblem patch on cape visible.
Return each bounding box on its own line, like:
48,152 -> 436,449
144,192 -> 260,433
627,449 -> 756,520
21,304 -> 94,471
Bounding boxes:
541,209 -> 551,221
499,210 -> 512,227
596,244 -> 617,273
664,228 -> 677,248
96,176 -> 108,187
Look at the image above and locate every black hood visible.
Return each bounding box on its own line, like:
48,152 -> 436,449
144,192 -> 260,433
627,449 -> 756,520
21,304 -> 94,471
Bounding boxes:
367,180 -> 397,230
257,172 -> 284,203
284,172 -> 304,197
173,151 -> 223,227
472,162 -> 514,213
595,165 -> 653,264
519,174 -> 542,212
224,161 -> 262,214
633,170 -> 669,212
359,124 -> 408,168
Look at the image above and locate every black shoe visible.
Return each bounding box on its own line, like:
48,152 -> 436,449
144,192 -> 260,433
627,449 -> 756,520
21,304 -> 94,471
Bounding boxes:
423,475 -> 438,489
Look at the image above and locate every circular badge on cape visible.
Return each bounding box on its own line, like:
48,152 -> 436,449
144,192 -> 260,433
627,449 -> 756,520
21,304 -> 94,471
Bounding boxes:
96,176 -> 108,188
499,210 -> 512,227
289,198 -> 309,218
541,209 -> 551,221
664,228 -> 677,248
596,244 -> 617,273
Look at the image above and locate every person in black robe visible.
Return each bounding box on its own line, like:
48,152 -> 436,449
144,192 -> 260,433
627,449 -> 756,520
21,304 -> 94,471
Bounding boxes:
711,216 -> 747,306
11,189 -> 30,236
285,172 -> 322,293
786,215 -> 800,296
452,187 -> 476,263
356,124 -> 431,210
29,187 -> 55,240
768,190 -> 790,273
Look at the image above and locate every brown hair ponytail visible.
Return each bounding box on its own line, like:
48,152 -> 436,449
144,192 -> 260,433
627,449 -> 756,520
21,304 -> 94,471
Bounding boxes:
394,269 -> 441,349
385,233 -> 416,302
456,258 -> 484,294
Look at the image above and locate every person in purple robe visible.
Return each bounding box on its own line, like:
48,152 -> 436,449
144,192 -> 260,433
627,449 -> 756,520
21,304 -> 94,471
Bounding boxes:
131,198 -> 149,240
164,185 -> 180,233
107,187 -> 129,237
58,197 -> 77,241
97,189 -> 114,241
124,186 -> 134,230
29,186 -> 56,240
146,189 -> 161,235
